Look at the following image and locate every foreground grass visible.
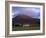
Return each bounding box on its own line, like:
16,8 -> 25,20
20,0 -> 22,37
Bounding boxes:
12,24 -> 40,31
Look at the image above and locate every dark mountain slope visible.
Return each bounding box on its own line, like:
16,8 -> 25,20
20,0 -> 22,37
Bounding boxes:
12,15 -> 40,25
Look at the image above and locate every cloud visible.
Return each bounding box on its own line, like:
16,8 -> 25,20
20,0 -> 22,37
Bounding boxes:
12,7 -> 40,19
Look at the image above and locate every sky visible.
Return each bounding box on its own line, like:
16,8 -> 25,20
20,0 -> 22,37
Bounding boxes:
12,7 -> 40,19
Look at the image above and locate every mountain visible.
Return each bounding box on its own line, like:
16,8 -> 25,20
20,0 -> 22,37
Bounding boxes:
12,15 -> 40,25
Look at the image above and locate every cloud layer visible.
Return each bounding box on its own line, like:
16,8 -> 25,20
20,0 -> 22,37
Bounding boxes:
12,7 -> 40,19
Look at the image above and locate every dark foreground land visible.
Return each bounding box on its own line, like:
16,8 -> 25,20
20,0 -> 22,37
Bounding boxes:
12,24 -> 40,31
12,15 -> 40,31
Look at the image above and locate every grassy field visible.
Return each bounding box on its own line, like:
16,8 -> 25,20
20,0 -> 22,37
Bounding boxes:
12,24 -> 40,31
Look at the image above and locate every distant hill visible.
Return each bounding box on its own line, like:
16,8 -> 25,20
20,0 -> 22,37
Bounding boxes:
12,15 -> 40,24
